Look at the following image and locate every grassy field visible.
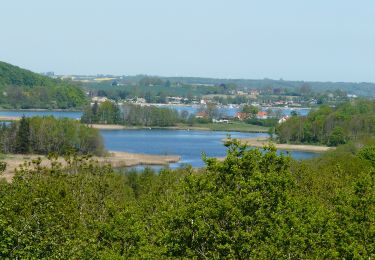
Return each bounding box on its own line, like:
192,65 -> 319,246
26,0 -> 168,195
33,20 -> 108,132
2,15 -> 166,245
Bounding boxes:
186,122 -> 269,133
2,114 -> 270,133
90,122 -> 269,133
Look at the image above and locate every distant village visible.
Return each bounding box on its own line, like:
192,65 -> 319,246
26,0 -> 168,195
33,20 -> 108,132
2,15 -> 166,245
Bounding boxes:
44,73 -> 358,124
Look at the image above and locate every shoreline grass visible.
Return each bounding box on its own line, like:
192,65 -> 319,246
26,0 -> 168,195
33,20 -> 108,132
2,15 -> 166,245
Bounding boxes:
89,122 -> 269,133
0,151 -> 180,182
0,115 -> 269,133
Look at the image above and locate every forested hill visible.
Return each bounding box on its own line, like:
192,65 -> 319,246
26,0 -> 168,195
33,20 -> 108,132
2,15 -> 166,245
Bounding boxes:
0,61 -> 87,109
164,77 -> 375,97
117,76 -> 375,97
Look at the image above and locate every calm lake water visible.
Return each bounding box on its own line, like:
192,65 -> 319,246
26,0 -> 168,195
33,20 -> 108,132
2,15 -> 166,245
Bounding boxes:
0,110 -> 318,169
101,129 -> 318,169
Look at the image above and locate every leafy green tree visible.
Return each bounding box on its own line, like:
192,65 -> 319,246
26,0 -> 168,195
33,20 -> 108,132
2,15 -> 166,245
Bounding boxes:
199,103 -> 219,119
335,170 -> 375,258
276,100 -> 375,146
1,132 -> 375,258
0,61 -> 87,109
357,145 -> 375,167
98,101 -> 122,124
242,104 -> 259,118
15,116 -> 30,154
328,127 -> 346,146
162,141 -> 304,258
0,117 -> 104,156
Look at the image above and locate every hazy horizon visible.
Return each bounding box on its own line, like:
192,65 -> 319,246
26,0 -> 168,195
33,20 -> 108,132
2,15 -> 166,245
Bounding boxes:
1,0 -> 374,82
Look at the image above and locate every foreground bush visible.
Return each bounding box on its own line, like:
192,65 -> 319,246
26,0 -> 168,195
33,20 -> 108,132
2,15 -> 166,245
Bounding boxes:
0,141 -> 373,258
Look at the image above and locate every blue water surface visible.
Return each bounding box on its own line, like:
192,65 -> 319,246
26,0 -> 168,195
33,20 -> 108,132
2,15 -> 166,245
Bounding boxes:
0,110 -> 318,169
101,129 -> 318,169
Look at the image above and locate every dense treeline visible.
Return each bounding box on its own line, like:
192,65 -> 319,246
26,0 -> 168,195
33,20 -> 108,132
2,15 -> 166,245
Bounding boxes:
0,116 -> 104,155
85,75 -> 375,98
276,99 -> 375,146
0,61 -> 87,109
122,103 -> 180,126
0,140 -> 373,258
164,76 -> 375,97
81,101 -> 181,127
81,101 -> 122,124
85,78 -> 237,103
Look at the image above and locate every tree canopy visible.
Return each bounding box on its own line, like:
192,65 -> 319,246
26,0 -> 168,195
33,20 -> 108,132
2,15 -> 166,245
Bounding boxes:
276,99 -> 375,146
0,117 -> 104,156
0,61 -> 87,109
0,139 -> 373,258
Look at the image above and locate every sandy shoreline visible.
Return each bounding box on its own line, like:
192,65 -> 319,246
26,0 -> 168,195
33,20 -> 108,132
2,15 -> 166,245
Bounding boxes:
88,124 -> 127,130
234,137 -> 334,153
0,116 -> 21,121
0,151 -> 180,182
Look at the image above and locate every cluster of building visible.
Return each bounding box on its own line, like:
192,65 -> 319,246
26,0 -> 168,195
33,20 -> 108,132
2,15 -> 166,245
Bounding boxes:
234,111 -> 290,124
196,109 -> 291,125
234,111 -> 268,120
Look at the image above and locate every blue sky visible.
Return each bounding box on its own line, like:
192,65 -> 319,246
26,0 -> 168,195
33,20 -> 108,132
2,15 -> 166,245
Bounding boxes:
1,0 -> 374,82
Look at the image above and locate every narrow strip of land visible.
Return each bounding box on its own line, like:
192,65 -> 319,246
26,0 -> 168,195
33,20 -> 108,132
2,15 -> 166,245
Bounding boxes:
88,123 -> 268,133
0,116 -> 269,133
1,151 -> 180,182
232,137 -> 334,153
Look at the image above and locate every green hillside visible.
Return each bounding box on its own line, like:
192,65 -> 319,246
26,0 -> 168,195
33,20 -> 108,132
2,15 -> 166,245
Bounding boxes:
0,61 -> 87,109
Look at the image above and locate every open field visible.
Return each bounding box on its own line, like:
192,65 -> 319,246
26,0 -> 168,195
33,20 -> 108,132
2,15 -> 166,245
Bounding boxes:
80,122 -> 269,133
88,124 -> 127,130
191,122 -> 268,133
0,115 -> 269,133
234,137 -> 334,153
0,151 -> 180,182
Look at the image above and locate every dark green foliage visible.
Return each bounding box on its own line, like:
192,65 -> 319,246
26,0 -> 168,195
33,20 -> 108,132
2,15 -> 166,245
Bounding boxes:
81,101 -> 121,124
357,145 -> 375,167
242,104 -> 259,116
0,161 -> 6,173
0,117 -> 104,155
0,140 -> 374,258
82,102 -> 182,127
84,78 -> 237,103
327,126 -> 347,146
276,99 -> 375,145
85,75 -> 375,101
0,156 -> 134,258
162,141 -> 298,258
334,170 -> 375,258
246,117 -> 278,127
0,61 -> 87,109
15,116 -> 30,153
122,104 -> 180,126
